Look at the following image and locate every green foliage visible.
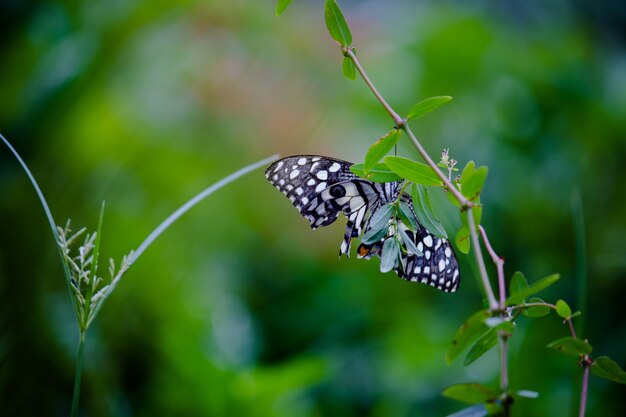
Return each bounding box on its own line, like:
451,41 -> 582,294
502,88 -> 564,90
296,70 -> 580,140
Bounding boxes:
275,0 -> 293,16
397,201 -> 418,232
361,203 -> 394,244
460,161 -> 488,201
350,162 -> 402,182
555,299 -> 572,318
446,310 -> 490,364
380,237 -> 400,272
523,298 -> 551,318
547,337 -> 592,356
324,0 -> 352,46
464,328 -> 497,366
412,184 -> 448,238
406,96 -> 453,121
506,273 -> 560,305
364,129 -> 402,174
455,226 -> 471,254
342,55 -> 357,80
384,156 -> 442,186
442,383 -> 498,404
591,357 -> 626,384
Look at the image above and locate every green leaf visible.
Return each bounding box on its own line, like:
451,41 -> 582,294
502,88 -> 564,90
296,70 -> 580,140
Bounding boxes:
412,184 -> 448,239
350,163 -> 402,182
506,274 -> 560,306
459,204 -> 482,231
324,0 -> 352,46
361,204 -> 393,244
380,237 -> 400,273
384,156 -> 442,186
406,96 -> 453,121
509,271 -> 529,296
398,227 -> 422,256
523,298 -> 551,318
397,201 -> 418,232
547,337 -> 592,356
364,130 -> 402,174
591,356 -> 626,384
446,404 -> 488,417
342,55 -> 357,80
464,328 -> 498,366
455,226 -> 470,255
460,161 -> 488,201
442,383 -> 498,404
555,299 -> 572,318
275,0 -> 293,15
446,310 -> 490,364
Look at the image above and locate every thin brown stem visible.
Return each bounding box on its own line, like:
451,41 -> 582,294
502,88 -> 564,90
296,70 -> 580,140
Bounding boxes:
479,225 -> 506,309
466,210 -> 498,309
579,358 -> 590,417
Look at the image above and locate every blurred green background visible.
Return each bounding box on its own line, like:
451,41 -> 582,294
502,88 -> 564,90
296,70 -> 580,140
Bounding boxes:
1,0 -> 625,416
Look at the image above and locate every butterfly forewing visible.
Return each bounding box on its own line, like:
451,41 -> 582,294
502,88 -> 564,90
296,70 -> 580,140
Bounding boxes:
265,155 -> 461,293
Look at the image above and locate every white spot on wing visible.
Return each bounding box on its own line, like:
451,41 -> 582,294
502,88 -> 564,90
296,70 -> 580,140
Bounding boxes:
301,196 -> 309,205
297,158 -> 307,165
295,187 -> 303,195
315,182 -> 327,193
289,169 -> 300,179
445,247 -> 452,258
274,161 -> 284,172
329,162 -> 341,172
307,178 -> 316,186
438,259 -> 446,271
316,170 -> 328,180
424,235 -> 433,247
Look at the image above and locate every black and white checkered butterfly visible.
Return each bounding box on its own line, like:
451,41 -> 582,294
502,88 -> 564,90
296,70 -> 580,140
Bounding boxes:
265,155 -> 460,292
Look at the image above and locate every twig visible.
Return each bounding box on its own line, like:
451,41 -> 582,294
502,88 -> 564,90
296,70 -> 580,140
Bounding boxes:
480,225 -> 505,309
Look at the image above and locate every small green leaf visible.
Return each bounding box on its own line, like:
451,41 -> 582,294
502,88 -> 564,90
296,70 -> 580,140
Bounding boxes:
506,274 -> 560,306
412,184 -> 448,239
446,310 -> 490,364
275,0 -> 293,15
555,299 -> 572,318
547,337 -> 592,356
350,163 -> 402,182
515,390 -> 539,399
384,156 -> 442,186
397,201 -> 418,232
398,227 -> 422,256
406,96 -> 453,121
570,311 -> 582,318
380,237 -> 400,273
442,383 -> 498,404
455,226 -> 470,255
342,55 -> 357,80
591,356 -> 626,384
445,404 -> 488,417
324,0 -> 352,46
464,328 -> 498,366
361,204 -> 393,244
364,130 -> 402,174
460,161 -> 488,201
509,271 -> 529,296
523,298 -> 551,318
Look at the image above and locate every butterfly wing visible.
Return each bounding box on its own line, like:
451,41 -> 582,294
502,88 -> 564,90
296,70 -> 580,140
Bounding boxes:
265,156 -> 382,255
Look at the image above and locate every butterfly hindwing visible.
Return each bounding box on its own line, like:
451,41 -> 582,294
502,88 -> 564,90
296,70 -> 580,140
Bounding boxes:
265,155 -> 461,293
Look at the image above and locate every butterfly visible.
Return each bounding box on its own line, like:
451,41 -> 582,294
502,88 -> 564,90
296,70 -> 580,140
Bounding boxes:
265,155 -> 460,292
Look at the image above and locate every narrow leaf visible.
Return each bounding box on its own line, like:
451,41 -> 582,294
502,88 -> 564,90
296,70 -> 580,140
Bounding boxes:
442,383 -> 498,404
397,201 -> 418,232
547,337 -> 592,356
384,156 -> 442,186
342,55 -> 357,80
591,356 -> 626,384
446,404 -> 488,417
364,130 -> 402,174
324,0 -> 352,46
446,310 -> 490,364
362,203 -> 393,244
523,298 -> 551,318
350,163 -> 402,182
555,299 -> 572,318
399,227 -> 422,256
506,274 -> 560,306
380,238 -> 400,273
412,184 -> 448,238
455,226 -> 470,255
464,328 -> 497,366
275,0 -> 293,15
406,96 -> 453,121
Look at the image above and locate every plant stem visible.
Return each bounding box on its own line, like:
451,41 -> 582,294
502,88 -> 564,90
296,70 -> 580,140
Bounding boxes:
466,210 -> 498,309
579,359 -> 590,417
479,226 -> 505,309
71,330 -> 86,417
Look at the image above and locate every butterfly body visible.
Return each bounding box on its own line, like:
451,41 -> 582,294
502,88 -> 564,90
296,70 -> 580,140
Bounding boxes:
265,155 -> 460,292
